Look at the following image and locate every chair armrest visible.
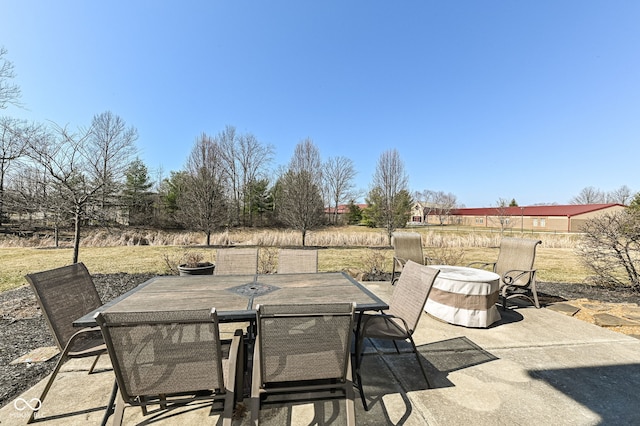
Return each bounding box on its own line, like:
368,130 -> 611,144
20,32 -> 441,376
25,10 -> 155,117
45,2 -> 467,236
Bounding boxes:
503,269 -> 536,286
424,256 -> 442,265
394,257 -> 408,267
64,326 -> 105,356
362,312 -> 411,335
467,261 -> 496,271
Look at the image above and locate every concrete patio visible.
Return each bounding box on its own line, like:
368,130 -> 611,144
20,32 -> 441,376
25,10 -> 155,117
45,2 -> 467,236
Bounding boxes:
2,281 -> 640,425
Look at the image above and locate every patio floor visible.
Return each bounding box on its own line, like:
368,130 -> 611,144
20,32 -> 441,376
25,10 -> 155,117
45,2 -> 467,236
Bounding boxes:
2,281 -> 640,425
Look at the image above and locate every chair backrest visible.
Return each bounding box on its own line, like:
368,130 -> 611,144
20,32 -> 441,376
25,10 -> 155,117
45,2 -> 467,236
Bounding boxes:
255,302 -> 355,385
388,260 -> 439,334
277,248 -> 318,274
495,238 -> 542,285
25,263 -> 102,351
215,248 -> 259,275
96,309 -> 225,402
391,232 -> 424,265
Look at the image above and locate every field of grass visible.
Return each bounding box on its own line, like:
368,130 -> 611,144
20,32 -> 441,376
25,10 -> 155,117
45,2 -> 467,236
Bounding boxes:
0,226 -> 591,292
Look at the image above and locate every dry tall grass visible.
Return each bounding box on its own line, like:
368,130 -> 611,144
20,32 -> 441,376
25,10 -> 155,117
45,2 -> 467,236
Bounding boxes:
0,226 -> 589,292
0,226 -> 581,249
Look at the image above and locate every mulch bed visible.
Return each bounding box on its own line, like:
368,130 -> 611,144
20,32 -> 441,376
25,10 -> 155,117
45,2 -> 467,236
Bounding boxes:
1,274 -> 639,409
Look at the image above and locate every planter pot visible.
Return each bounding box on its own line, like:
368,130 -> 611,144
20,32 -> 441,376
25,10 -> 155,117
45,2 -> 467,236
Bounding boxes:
178,262 -> 215,276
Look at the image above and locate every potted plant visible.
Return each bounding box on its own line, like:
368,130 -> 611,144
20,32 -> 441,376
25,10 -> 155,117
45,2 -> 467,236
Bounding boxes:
177,251 -> 215,276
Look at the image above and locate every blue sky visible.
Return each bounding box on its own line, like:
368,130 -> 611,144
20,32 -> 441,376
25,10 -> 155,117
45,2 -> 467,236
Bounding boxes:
2,1 -> 639,207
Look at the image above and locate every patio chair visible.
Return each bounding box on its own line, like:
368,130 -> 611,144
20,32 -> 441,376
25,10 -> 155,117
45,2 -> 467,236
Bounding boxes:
391,232 -> 429,284
215,248 -> 259,275
354,260 -> 439,411
251,302 -> 356,425
24,263 -> 107,424
468,237 -> 542,309
277,248 -> 318,274
95,308 -> 243,426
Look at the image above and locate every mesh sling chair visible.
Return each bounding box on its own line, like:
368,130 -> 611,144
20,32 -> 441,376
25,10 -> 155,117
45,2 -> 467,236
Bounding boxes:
277,248 -> 318,274
391,232 -> 428,284
215,248 -> 259,275
354,260 -> 439,411
251,303 -> 356,426
24,263 -> 108,424
468,237 -> 542,310
96,309 -> 243,426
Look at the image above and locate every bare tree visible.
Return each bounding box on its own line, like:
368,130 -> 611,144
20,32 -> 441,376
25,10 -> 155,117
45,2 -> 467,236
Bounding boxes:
571,186 -> 605,204
25,165 -> 69,246
236,132 -> 274,226
0,117 -> 28,224
178,133 -> 227,245
28,125 -> 104,263
217,126 -> 240,224
278,139 -> 324,246
492,197 -> 512,234
577,210 -> 640,290
0,47 -> 22,109
415,189 -> 458,225
324,156 -> 357,224
218,125 -> 274,226
607,185 -> 633,205
87,111 -> 138,223
432,191 -> 458,226
367,149 -> 410,244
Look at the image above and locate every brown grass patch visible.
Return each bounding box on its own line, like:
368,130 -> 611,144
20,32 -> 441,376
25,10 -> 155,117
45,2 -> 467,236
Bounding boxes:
0,226 -> 591,292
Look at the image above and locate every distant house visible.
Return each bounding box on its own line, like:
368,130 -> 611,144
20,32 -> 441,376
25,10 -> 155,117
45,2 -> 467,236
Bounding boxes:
324,203 -> 368,224
409,201 -> 440,224
440,204 -> 626,233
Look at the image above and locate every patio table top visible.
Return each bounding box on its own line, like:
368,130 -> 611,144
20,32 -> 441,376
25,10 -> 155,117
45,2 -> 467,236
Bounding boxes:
74,272 -> 388,327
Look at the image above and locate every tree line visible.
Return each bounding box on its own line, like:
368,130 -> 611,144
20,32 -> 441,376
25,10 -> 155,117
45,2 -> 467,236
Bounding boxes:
3,46 -> 638,269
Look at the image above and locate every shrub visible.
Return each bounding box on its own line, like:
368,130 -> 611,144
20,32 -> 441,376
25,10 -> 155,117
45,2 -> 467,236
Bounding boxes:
576,210 -> 640,290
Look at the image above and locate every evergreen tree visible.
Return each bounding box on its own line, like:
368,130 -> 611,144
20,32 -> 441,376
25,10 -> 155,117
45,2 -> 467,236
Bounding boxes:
346,200 -> 362,225
123,158 -> 153,225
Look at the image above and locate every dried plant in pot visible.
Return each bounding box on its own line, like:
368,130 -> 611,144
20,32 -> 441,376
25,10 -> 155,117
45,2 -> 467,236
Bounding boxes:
177,251 -> 215,276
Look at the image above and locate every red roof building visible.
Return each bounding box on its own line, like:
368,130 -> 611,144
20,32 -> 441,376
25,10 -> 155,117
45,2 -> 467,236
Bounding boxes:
446,204 -> 626,233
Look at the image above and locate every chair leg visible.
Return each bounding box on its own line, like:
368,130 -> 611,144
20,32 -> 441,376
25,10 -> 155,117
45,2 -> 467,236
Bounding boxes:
345,359 -> 356,425
88,353 -> 103,374
27,352 -> 68,423
530,281 -> 540,308
111,388 -> 126,426
353,331 -> 369,411
409,336 -> 431,389
351,313 -> 370,410
500,286 -> 508,311
251,340 -> 261,425
100,380 -> 118,426
222,393 -> 234,426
